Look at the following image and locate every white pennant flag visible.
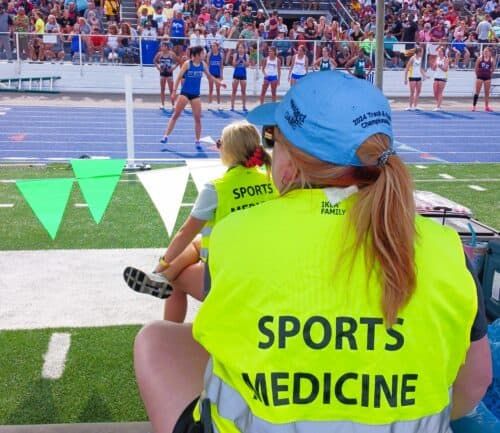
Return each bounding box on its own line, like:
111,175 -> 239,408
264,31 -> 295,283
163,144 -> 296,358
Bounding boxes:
137,166 -> 189,237
186,159 -> 226,192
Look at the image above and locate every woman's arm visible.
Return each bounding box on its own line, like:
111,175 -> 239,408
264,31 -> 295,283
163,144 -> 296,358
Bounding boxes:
162,216 -> 207,263
203,61 -> 226,87
441,58 -> 449,72
451,335 -> 492,419
173,60 -> 189,93
154,52 -> 161,70
277,57 -> 281,82
261,57 -> 266,75
288,56 -> 294,79
404,57 -> 413,81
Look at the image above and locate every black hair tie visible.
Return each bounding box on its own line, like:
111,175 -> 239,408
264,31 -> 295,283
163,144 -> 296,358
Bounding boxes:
377,149 -> 396,167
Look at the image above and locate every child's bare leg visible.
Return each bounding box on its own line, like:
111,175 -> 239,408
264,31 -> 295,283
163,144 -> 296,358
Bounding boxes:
164,261 -> 205,322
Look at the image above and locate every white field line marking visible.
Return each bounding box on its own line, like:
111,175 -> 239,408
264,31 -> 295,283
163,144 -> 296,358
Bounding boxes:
413,178 -> 500,183
438,173 -> 455,179
41,333 -> 71,380
0,203 -> 14,208
181,202 -> 194,206
74,203 -> 88,207
2,177 -> 498,184
415,165 -> 428,169
468,185 -> 487,191
0,157 -> 38,160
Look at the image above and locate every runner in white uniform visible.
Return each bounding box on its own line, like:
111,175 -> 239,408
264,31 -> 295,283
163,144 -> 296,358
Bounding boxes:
288,45 -> 308,86
431,47 -> 449,111
260,47 -> 282,103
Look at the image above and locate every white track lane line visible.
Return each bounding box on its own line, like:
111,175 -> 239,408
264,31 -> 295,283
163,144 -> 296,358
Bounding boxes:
468,185 -> 487,191
0,203 -> 14,208
41,333 -> 71,380
438,174 -> 455,179
74,203 -> 88,207
415,165 -> 428,169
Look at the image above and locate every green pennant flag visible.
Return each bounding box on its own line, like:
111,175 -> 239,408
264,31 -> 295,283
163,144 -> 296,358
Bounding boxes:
16,178 -> 73,240
71,159 -> 126,224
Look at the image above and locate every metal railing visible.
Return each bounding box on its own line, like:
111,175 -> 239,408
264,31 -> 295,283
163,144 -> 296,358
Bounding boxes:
1,32 -> 499,73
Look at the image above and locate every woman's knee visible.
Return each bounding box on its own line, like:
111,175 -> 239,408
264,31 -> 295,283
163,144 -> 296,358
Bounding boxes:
134,320 -> 169,358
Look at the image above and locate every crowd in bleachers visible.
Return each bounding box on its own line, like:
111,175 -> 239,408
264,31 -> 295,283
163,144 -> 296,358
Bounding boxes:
0,0 -> 499,69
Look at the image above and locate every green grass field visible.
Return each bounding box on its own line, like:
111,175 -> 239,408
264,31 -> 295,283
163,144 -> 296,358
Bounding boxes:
0,162 -> 498,425
1,163 -> 498,251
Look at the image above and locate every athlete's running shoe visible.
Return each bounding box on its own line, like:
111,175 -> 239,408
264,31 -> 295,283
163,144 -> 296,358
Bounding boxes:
485,106 -> 494,112
160,135 -> 168,144
472,106 -> 477,112
123,267 -> 172,299
195,140 -> 202,149
405,106 -> 413,111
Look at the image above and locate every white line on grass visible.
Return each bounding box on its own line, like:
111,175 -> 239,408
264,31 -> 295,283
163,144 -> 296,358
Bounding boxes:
414,178 -> 499,183
438,173 -> 455,179
415,165 -> 428,169
0,203 -> 14,208
41,333 -> 71,380
74,203 -> 88,207
468,185 -> 487,191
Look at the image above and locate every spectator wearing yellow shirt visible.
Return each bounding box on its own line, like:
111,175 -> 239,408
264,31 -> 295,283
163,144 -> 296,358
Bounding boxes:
34,11 -> 45,34
163,1 -> 174,20
137,0 -> 154,18
104,0 -> 120,22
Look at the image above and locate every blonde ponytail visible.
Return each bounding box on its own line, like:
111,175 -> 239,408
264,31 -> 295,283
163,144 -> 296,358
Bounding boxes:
354,134 -> 416,326
277,130 -> 416,326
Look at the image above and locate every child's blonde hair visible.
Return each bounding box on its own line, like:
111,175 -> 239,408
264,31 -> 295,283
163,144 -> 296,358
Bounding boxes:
220,121 -> 271,171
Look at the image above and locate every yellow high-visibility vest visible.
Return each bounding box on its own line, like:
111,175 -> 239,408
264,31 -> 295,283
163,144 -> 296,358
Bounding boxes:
193,188 -> 477,433
199,165 -> 276,262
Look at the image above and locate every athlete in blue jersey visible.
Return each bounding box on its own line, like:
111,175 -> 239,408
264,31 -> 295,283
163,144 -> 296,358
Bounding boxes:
161,46 -> 226,148
207,42 -> 224,109
230,41 -> 249,112
154,41 -> 178,110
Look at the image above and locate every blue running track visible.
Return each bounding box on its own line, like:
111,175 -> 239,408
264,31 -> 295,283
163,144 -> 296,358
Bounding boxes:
0,105 -> 499,163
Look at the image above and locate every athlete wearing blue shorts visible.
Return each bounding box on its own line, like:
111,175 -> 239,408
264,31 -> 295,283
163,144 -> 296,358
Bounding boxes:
207,42 -> 224,108
161,46 -> 226,148
231,42 -> 249,111
289,45 -> 308,86
260,46 -> 281,104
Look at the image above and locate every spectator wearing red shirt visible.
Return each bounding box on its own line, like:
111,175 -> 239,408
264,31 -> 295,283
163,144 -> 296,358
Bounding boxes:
198,6 -> 210,23
88,26 -> 107,61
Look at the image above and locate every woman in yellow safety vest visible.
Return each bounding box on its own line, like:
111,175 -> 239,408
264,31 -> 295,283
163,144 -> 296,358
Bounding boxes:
133,72 -> 492,433
124,121 -> 276,322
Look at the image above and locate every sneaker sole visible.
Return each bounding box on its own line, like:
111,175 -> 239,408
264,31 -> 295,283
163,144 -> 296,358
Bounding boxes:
123,266 -> 172,299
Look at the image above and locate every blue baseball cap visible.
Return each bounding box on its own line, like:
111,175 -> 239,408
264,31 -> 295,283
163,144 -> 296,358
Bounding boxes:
247,71 -> 394,167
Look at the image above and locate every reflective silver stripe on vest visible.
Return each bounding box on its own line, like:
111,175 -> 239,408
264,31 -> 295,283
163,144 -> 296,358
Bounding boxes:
201,226 -> 213,237
203,359 -> 453,433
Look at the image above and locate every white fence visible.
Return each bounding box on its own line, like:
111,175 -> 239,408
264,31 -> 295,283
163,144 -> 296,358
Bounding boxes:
0,33 -> 498,97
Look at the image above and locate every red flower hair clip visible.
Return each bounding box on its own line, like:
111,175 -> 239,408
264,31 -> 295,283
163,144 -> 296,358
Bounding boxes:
245,147 -> 264,168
